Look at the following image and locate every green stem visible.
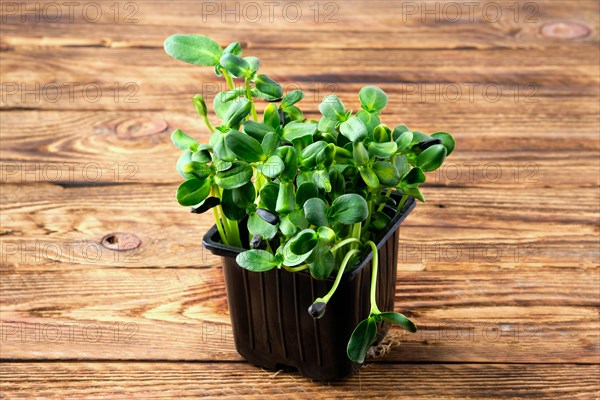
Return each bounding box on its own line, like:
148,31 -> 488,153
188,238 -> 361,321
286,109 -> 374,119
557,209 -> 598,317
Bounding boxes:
366,240 -> 380,314
283,264 -> 309,273
201,114 -> 214,133
377,188 -> 393,212
396,194 -> 408,214
330,238 -> 362,254
321,249 -> 360,304
211,186 -> 228,244
244,79 -> 258,121
221,68 -> 235,90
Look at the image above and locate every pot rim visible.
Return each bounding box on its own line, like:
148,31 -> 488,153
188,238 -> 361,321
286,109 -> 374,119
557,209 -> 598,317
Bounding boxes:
202,194 -> 416,282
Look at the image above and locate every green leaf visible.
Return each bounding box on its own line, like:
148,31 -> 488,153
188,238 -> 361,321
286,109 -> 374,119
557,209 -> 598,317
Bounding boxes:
359,85 -> 388,112
282,105 -> 303,122
176,150 -> 194,179
244,56 -> 260,75
304,197 -> 328,227
368,141 -> 398,158
225,130 -> 265,162
282,121 -> 317,143
347,317 -> 378,363
223,41 -> 242,56
255,74 -> 283,99
340,117 -> 367,142
164,34 -> 222,66
327,194 -> 369,225
259,183 -> 279,212
279,215 -> 299,237
316,143 -> 336,167
395,130 -> 414,151
392,125 -> 409,140
221,189 -> 246,220
400,186 -> 425,202
222,98 -> 252,129
261,132 -> 280,156
379,312 -> 417,333
401,167 -> 426,187
308,243 -> 335,280
236,250 -> 278,272
300,141 -> 327,168
247,212 -> 278,240
372,161 -> 401,186
191,148 -> 211,163
275,146 -> 298,180
296,182 -> 319,207
431,132 -> 455,156
275,181 -> 295,214
416,144 -> 447,172
289,229 -> 318,255
318,95 -> 346,121
263,103 -> 281,129
359,166 -> 380,189
281,90 -> 304,108
176,178 -> 211,206
356,110 -> 380,134
211,132 -> 236,161
352,142 -> 373,165
282,239 -> 312,266
317,226 -> 336,244
318,117 -> 337,136
232,181 -> 256,209
182,161 -> 212,180
243,120 -> 275,142
192,94 -> 209,119
171,129 -> 197,150
213,91 -> 234,119
219,53 -> 252,78
257,155 -> 284,178
214,162 -> 252,189
329,169 -> 346,198
373,125 -> 390,143
313,169 -> 332,192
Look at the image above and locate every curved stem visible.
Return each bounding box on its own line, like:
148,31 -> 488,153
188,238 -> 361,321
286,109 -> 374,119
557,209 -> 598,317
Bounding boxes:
202,114 -> 215,133
321,249 -> 360,304
365,240 -> 380,314
221,68 -> 235,90
330,237 -> 362,254
283,264 -> 309,273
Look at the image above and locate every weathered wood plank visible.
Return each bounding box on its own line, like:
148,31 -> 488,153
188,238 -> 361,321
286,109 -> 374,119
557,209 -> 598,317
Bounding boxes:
1,362 -> 598,399
0,183 -> 598,270
1,45 -> 598,110
1,0 -> 598,51
0,109 -> 598,185
1,264 -> 598,362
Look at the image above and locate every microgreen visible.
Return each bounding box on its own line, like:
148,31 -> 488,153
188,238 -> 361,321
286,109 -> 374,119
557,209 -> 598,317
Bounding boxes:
165,34 -> 455,363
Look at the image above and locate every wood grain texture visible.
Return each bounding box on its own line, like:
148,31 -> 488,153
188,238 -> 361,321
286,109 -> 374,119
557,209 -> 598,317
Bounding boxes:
1,362 -> 599,399
1,0 -> 599,397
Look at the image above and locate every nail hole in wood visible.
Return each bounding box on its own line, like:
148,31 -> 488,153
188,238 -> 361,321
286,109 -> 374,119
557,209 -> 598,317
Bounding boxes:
101,232 -> 141,251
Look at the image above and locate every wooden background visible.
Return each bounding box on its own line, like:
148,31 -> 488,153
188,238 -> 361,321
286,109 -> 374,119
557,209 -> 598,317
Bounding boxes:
1,1 -> 599,398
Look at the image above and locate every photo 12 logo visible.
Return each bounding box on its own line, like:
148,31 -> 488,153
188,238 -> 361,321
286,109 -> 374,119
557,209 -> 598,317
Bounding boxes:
1,2 -> 140,24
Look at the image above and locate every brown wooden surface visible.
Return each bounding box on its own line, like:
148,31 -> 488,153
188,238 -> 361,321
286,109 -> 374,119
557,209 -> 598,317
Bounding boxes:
1,1 -> 599,398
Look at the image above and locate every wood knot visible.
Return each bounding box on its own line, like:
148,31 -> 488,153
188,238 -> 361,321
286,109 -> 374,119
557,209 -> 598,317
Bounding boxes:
541,22 -> 591,39
116,118 -> 168,139
101,232 -> 141,251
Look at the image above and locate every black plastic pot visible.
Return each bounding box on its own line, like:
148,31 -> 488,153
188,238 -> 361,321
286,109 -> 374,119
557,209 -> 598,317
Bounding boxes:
203,196 -> 416,381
